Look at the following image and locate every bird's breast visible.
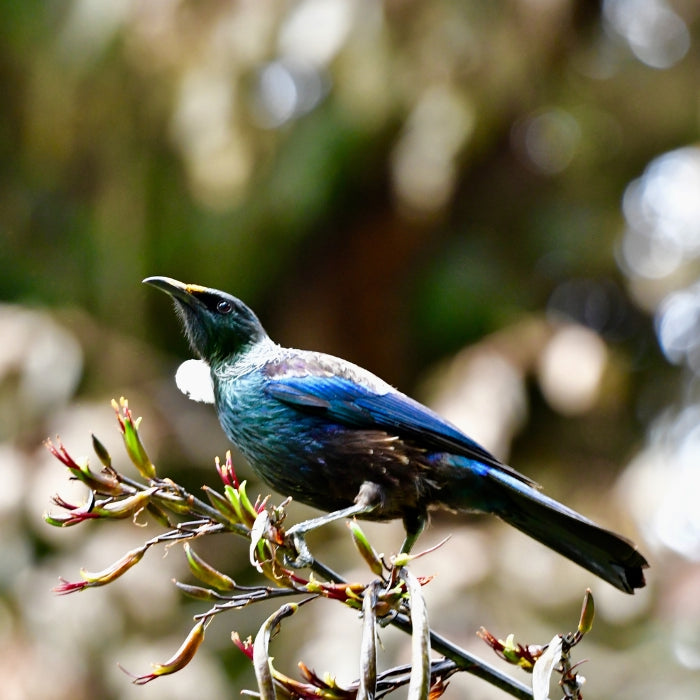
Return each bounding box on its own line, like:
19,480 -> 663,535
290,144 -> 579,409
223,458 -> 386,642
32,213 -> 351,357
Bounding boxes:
213,374 -> 438,519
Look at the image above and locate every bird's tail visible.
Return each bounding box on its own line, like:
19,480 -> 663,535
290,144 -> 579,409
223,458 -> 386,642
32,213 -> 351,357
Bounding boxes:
457,467 -> 648,593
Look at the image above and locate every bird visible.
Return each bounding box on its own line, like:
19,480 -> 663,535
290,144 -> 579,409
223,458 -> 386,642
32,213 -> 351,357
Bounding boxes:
144,276 -> 648,593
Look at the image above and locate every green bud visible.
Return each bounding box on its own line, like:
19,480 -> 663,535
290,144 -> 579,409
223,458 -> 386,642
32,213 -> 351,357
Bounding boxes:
224,484 -> 244,521
96,487 -> 157,520
348,521 -> 384,576
500,634 -> 521,664
237,480 -> 258,522
184,543 -> 236,592
578,588 -> 595,636
391,552 -> 411,568
91,433 -> 111,468
174,581 -> 222,601
112,398 -> 156,480
202,485 -> 240,523
44,513 -> 76,528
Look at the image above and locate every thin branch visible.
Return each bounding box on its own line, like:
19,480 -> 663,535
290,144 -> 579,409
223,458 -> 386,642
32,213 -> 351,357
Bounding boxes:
306,556 -> 533,699
48,406 -> 537,699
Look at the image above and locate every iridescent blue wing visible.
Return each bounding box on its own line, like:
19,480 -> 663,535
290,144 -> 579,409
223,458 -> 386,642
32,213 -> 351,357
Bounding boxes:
264,360 -> 535,486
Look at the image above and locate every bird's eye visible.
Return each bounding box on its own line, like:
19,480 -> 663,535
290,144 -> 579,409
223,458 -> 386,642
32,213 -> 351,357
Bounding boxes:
216,300 -> 233,314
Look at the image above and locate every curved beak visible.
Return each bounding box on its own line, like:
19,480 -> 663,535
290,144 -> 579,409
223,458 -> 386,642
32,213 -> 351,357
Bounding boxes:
143,276 -> 207,307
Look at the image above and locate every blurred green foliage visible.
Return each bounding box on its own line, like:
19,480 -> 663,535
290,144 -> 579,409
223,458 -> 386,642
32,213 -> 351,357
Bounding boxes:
2,1 -> 695,375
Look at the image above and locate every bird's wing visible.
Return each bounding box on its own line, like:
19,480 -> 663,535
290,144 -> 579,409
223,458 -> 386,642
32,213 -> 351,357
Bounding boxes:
264,366 -> 536,487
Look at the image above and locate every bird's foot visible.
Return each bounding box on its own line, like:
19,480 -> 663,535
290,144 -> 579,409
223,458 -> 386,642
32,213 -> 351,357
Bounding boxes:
281,502 -> 377,569
283,526 -> 315,569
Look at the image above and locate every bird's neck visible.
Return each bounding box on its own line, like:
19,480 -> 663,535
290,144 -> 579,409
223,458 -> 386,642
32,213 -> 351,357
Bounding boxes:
211,336 -> 279,383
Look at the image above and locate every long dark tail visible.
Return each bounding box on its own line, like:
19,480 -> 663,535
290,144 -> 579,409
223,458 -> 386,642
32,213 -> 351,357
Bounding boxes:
475,469 -> 648,593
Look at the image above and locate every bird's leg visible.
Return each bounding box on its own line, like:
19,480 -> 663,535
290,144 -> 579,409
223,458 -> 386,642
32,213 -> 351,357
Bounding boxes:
285,503 -> 375,567
399,511 -> 427,555
284,481 -> 382,568
382,512 -> 428,589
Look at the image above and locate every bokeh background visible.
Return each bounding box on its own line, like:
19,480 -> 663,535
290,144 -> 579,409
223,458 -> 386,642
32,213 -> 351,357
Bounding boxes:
2,1 -> 700,698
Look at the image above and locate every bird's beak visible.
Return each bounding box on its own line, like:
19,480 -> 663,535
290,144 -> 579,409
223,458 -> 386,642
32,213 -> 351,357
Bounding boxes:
143,276 -> 207,307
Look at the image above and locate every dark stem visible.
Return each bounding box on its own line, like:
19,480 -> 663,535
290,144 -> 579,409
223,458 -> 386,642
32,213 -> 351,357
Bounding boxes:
307,558 -> 533,699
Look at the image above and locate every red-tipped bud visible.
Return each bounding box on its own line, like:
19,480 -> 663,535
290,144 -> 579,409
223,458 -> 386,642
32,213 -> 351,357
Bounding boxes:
53,545 -> 148,594
231,632 -> 255,661
215,451 -> 239,489
477,627 -> 544,672
347,521 -> 384,576
129,619 -> 208,684
45,438 -> 122,496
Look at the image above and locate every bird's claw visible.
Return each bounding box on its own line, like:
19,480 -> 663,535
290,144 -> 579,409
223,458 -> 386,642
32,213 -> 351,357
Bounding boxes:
283,527 -> 314,569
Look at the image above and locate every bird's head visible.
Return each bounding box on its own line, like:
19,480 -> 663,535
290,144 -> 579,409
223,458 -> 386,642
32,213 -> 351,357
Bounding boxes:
143,277 -> 268,365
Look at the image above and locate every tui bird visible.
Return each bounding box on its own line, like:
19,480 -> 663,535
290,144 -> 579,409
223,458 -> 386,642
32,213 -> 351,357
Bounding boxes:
144,276 -> 648,593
